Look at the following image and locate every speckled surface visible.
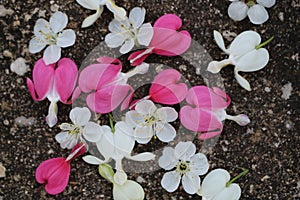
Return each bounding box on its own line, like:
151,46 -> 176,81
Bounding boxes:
0,0 -> 299,199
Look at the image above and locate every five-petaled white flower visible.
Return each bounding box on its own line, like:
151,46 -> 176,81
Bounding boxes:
158,141 -> 209,194
228,0 -> 276,25
83,121 -> 155,185
105,7 -> 154,54
29,11 -> 76,65
126,100 -> 178,144
55,107 -> 103,149
207,30 -> 270,91
198,169 -> 242,200
76,0 -> 126,28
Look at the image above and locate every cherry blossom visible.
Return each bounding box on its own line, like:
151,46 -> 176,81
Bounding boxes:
55,107 -> 103,149
180,86 -> 250,139
29,11 -> 76,65
126,100 -> 178,144
228,0 -> 276,24
158,141 -> 209,194
26,58 -> 78,127
207,30 -> 270,91
129,14 -> 191,66
105,7 -> 153,54
35,143 -> 86,195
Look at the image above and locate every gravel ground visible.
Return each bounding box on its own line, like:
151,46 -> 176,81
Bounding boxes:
0,0 -> 299,199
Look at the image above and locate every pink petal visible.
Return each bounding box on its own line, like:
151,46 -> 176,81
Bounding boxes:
149,69 -> 188,104
68,142 -> 87,161
180,106 -> 223,139
86,84 -> 133,114
55,58 -> 78,103
27,58 -> 55,101
128,49 -> 152,66
120,88 -> 134,111
153,14 -> 182,30
185,86 -> 229,110
35,157 -> 70,195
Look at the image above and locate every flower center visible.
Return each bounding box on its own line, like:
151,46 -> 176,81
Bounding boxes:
39,30 -> 57,44
143,115 -> 157,127
176,161 -> 190,175
68,126 -> 81,136
244,0 -> 256,6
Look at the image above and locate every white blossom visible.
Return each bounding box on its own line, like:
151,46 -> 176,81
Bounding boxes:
158,141 -> 209,194
126,100 -> 178,144
228,0 -> 276,24
105,7 -> 154,54
29,11 -> 76,64
55,107 -> 103,149
207,30 -> 270,91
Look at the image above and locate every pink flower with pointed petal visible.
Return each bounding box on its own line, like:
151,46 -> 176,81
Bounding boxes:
26,58 -> 78,127
77,57 -> 149,113
128,14 -> 191,66
180,86 -> 250,139
35,143 -> 86,195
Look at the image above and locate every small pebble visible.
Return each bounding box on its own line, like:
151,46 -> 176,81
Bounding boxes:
3,50 -> 13,58
10,57 -> 29,76
136,176 -> 146,183
281,82 -> 293,100
264,87 -> 271,92
3,120 -> 9,126
0,163 -> 6,178
278,12 -> 284,22
0,5 -> 14,17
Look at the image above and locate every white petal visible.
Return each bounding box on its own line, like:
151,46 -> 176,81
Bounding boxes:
114,169 -> 128,185
158,147 -> 177,170
81,8 -> 103,28
29,37 -> 47,53
213,183 -> 241,200
248,4 -> 269,25
57,29 -> 76,47
213,30 -> 227,53
125,111 -> 144,128
161,171 -> 181,192
234,70 -> 251,91
119,39 -> 135,54
46,100 -> 58,127
113,180 -> 144,200
70,107 -> 91,126
10,57 -> 29,76
182,172 -> 201,194
207,59 -> 233,74
127,152 -> 155,161
155,122 -> 176,143
83,122 -> 103,142
133,125 -> 154,144
76,0 -> 103,10
55,132 -> 69,146
156,107 -> 178,122
43,45 -> 61,65
257,0 -> 276,8
59,123 -> 73,131
174,141 -> 196,161
137,23 -> 153,46
201,169 -> 230,198
55,132 -> 78,149
228,1 -> 248,21
236,48 -> 269,72
189,153 -> 209,175
82,155 -> 104,165
129,7 -> 145,29
114,122 -> 135,156
34,19 -> 51,38
135,100 -> 156,115
108,19 -> 125,33
105,32 -> 126,48
105,0 -> 126,20
50,11 -> 68,33
229,31 -> 261,57
96,126 -> 115,160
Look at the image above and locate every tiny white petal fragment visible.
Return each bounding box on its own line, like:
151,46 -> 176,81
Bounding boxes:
10,57 -> 29,76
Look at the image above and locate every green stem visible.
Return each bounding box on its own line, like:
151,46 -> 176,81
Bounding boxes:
255,36 -> 274,50
226,169 -> 249,187
108,113 -> 115,133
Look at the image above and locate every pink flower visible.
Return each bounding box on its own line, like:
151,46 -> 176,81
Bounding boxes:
128,14 -> 191,66
27,58 -> 78,127
76,57 -> 148,113
180,86 -> 250,139
35,143 -> 86,195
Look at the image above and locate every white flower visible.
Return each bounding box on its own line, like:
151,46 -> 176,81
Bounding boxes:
83,121 -> 155,185
158,141 -> 209,194
29,11 -> 76,65
125,100 -> 178,144
228,0 -> 276,24
10,57 -> 29,76
207,30 -> 270,91
76,0 -> 126,28
55,107 -> 103,149
198,169 -> 241,200
105,7 -> 154,54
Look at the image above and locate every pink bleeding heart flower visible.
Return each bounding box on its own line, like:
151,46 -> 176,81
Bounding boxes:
35,143 -> 86,195
27,58 -> 78,127
76,57 -> 149,113
128,14 -> 191,66
180,86 -> 250,139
